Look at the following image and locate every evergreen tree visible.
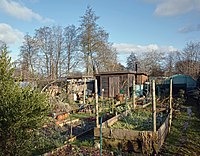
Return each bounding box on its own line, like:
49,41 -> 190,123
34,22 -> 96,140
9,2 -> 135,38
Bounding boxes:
0,47 -> 50,155
79,6 -> 117,75
126,52 -> 137,71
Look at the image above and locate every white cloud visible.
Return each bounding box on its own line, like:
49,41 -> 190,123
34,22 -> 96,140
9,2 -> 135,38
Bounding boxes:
178,24 -> 200,33
113,43 -> 177,54
0,0 -> 54,23
0,23 -> 23,44
151,0 -> 200,16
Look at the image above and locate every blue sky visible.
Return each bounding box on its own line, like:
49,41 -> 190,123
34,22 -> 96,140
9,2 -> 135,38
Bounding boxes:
0,0 -> 200,64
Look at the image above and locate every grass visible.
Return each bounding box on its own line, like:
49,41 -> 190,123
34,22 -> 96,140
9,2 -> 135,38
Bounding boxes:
70,138 -> 94,147
159,99 -> 200,156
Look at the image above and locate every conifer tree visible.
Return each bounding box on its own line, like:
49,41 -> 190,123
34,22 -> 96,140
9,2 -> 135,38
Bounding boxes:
126,52 -> 137,71
0,47 -> 50,155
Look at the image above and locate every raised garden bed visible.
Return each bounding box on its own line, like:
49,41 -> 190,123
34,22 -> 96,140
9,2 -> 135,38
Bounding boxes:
110,108 -> 168,131
94,108 -> 170,154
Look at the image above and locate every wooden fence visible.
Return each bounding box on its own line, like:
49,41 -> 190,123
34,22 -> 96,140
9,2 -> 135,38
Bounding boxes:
157,113 -> 170,149
94,112 -> 171,154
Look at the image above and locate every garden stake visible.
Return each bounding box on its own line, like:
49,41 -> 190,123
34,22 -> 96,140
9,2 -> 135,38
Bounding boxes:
132,75 -> 136,109
152,80 -> 156,132
100,116 -> 103,156
169,78 -> 173,133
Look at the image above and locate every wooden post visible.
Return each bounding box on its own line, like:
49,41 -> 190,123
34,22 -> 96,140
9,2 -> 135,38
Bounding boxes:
132,75 -> 136,109
70,115 -> 73,138
152,80 -> 156,132
102,89 -> 104,112
100,116 -> 103,156
112,98 -> 114,114
169,78 -> 173,133
83,77 -> 86,104
102,89 -> 104,100
125,94 -> 128,115
95,79 -> 99,127
140,75 -> 142,96
127,75 -> 130,99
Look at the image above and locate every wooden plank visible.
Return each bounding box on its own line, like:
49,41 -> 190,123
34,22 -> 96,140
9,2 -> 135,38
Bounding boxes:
109,77 -> 113,97
157,113 -> 170,148
102,76 -> 109,97
108,76 -> 120,97
94,127 -> 142,140
101,113 -> 121,128
101,110 -> 130,128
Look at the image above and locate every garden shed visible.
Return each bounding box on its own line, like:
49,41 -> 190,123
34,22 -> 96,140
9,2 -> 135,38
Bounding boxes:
95,71 -> 148,98
162,74 -> 197,94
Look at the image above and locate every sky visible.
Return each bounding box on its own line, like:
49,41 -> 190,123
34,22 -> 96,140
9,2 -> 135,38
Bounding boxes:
0,0 -> 200,65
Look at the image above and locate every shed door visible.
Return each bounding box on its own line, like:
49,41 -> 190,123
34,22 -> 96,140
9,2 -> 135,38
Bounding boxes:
109,77 -> 119,97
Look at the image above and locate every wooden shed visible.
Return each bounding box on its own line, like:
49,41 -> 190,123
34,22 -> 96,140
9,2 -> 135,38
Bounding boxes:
95,71 -> 148,98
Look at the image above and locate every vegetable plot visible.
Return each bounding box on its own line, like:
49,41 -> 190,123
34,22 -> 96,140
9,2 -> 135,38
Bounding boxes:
111,108 -> 168,131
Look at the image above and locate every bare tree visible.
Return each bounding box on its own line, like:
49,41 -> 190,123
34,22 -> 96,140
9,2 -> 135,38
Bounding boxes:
163,51 -> 178,77
52,26 -> 63,79
94,43 -> 119,72
15,7 -> 121,78
175,41 -> 200,78
19,34 -> 39,80
139,50 -> 164,76
63,25 -> 81,75
35,26 -> 53,79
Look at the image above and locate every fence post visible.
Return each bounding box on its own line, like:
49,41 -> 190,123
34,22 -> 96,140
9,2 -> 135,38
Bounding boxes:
102,89 -> 104,112
100,116 -> 103,156
125,94 -> 128,115
70,115 -> 73,138
95,79 -> 99,127
169,78 -> 173,133
83,77 -> 86,104
152,80 -> 156,132
132,75 -> 136,109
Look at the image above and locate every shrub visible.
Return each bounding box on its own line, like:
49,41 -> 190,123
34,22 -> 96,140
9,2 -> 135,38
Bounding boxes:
0,48 -> 50,155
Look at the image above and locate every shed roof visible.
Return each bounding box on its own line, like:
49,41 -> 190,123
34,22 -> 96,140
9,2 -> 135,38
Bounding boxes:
95,71 -> 148,76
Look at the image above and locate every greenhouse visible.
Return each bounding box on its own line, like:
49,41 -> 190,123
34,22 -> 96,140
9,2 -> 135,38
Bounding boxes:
161,74 -> 197,94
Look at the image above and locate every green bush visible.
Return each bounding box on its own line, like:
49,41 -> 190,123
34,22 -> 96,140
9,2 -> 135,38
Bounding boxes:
0,48 -> 50,155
